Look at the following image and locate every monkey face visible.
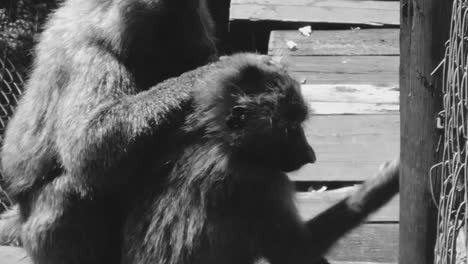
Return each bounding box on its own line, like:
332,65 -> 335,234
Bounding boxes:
222,79 -> 316,172
188,53 -> 317,172
226,104 -> 316,172
276,124 -> 316,172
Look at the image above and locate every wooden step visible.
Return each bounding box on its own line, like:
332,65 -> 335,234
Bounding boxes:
330,262 -> 395,264
296,186 -> 399,222
284,56 -> 399,85
269,29 -> 399,56
267,28 -> 399,264
230,0 -> 400,25
256,223 -> 398,264
301,84 -> 399,115
268,29 -> 399,85
296,85 -> 399,182
0,224 -> 398,264
270,29 -> 400,182
290,110 -> 399,182
326,223 -> 398,263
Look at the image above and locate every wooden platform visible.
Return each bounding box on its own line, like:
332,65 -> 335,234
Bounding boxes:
270,28 -> 400,264
230,0 -> 400,25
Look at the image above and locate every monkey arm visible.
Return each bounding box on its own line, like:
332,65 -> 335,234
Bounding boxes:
55,58 -> 216,194
303,158 -> 399,256
260,159 -> 399,264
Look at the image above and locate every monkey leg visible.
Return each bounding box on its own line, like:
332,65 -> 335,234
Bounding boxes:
20,174 -> 121,264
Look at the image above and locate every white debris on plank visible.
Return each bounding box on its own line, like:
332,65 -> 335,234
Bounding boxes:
307,186 -> 328,193
298,26 -> 312,37
286,40 -> 298,51
365,22 -> 383,26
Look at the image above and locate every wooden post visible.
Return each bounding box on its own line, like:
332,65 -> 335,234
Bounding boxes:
400,0 -> 452,264
208,0 -> 231,53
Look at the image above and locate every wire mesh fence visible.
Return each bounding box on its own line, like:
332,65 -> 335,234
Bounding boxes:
0,0 -> 57,139
432,0 -> 468,263
0,0 -> 57,210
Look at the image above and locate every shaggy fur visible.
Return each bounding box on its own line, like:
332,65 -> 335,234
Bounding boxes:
0,0 -> 216,263
122,54 -> 399,264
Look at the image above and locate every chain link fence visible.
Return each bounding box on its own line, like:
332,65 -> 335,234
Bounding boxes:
0,0 -> 57,211
432,0 -> 468,263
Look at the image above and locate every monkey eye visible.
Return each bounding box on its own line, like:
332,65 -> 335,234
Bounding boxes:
226,105 -> 249,129
232,105 -> 247,116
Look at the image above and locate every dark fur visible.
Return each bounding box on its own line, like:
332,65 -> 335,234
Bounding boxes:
122,54 -> 399,264
0,0 -> 216,263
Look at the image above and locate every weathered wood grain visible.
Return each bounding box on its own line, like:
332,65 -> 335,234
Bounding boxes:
289,115 -> 400,181
330,261 -> 395,264
269,29 -> 399,56
301,84 -> 399,114
308,102 -> 398,115
283,56 -> 399,85
292,72 -> 399,86
302,84 -> 399,104
285,56 -> 399,77
230,0 -> 400,25
326,224 -> 399,263
399,0 -> 451,264
296,187 -> 399,222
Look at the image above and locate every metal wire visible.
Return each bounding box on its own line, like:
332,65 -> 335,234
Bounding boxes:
0,0 -> 57,211
433,0 -> 468,263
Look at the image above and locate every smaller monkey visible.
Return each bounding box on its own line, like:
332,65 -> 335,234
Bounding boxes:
122,53 -> 399,264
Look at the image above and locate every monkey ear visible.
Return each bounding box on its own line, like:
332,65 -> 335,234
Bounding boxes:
226,105 -> 248,129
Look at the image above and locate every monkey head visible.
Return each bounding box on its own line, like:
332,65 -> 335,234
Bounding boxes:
187,54 -> 316,172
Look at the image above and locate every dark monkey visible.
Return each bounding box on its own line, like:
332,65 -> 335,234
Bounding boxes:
0,0 -> 216,263
122,54 -> 399,264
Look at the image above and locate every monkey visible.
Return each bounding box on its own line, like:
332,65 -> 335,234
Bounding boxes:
0,205 -> 21,246
121,53 -> 400,264
0,0 -> 216,263
0,52 -> 399,263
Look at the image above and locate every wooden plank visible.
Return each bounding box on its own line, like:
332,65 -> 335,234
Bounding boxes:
329,262 -> 395,264
302,85 -> 399,105
208,0 -> 231,51
230,0 -> 400,25
269,29 -> 399,56
257,259 -> 396,264
283,56 -> 399,85
293,72 -> 399,86
296,186 -> 400,222
0,246 -> 30,264
301,84 -> 399,115
325,223 -> 399,263
399,0 -> 451,264
308,102 -> 398,115
255,223 -> 398,263
284,56 -> 399,77
289,115 -> 400,181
